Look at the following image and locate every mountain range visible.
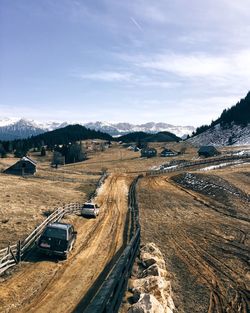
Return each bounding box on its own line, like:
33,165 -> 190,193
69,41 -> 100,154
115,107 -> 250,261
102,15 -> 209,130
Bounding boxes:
0,118 -> 195,141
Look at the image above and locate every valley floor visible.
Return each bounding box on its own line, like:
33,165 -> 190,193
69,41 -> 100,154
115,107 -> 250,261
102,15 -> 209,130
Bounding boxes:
0,143 -> 249,312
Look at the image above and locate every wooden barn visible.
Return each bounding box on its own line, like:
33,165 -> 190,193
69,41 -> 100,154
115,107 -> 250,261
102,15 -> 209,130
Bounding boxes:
4,156 -> 37,176
141,147 -> 157,158
198,146 -> 219,158
160,148 -> 178,157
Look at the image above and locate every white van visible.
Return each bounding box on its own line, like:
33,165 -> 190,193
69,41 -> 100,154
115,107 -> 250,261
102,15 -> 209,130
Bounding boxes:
81,202 -> 100,218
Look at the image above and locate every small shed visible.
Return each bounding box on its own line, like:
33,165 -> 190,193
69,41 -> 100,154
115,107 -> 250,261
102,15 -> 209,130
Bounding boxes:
160,149 -> 178,157
198,146 -> 219,158
141,148 -> 157,158
4,156 -> 37,176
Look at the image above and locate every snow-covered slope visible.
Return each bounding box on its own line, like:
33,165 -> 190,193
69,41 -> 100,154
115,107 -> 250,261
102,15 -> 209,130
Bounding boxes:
188,123 -> 250,147
0,118 -> 194,140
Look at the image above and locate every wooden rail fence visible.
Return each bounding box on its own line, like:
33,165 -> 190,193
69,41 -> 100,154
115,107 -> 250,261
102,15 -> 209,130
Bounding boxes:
146,154 -> 250,176
0,172 -> 108,276
0,203 -> 81,275
83,175 -> 143,313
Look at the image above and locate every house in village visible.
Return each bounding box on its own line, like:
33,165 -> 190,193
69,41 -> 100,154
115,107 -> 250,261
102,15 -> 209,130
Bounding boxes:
160,148 -> 178,157
141,147 -> 157,158
128,145 -> 140,152
4,156 -> 37,176
198,146 -> 219,158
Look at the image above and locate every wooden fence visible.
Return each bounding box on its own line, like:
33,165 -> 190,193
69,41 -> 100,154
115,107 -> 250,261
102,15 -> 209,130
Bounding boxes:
0,172 -> 108,276
146,154 -> 250,176
0,203 -> 81,276
82,175 -> 142,313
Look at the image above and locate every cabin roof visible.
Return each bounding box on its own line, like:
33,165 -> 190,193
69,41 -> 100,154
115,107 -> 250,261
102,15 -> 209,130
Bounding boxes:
21,156 -> 37,166
198,145 -> 218,153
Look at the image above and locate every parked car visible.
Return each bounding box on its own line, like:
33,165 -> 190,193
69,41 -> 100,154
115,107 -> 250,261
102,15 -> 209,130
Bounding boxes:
37,222 -> 77,259
81,202 -> 100,218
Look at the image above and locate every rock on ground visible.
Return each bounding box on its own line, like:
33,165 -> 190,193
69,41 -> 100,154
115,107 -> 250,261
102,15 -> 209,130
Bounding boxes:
127,242 -> 175,313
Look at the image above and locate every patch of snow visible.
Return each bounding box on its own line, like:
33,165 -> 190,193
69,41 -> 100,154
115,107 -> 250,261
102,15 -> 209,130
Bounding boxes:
199,160 -> 244,171
189,123 -> 250,147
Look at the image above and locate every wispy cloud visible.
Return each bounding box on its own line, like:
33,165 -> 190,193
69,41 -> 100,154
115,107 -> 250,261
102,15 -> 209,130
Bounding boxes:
78,70 -> 178,88
80,71 -> 133,82
136,50 -> 250,79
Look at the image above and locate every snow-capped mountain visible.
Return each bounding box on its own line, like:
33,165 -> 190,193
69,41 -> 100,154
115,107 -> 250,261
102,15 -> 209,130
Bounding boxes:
188,123 -> 250,147
0,117 -> 20,127
0,118 -> 195,140
84,121 -> 194,137
0,119 -> 44,140
0,118 -> 68,140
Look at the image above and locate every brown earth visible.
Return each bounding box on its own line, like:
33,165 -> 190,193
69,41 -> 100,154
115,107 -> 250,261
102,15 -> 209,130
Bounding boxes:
137,165 -> 250,313
0,174 -> 133,313
0,143 -> 249,313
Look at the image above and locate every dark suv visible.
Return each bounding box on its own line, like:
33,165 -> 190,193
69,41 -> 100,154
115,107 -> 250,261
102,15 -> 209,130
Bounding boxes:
37,222 -> 77,259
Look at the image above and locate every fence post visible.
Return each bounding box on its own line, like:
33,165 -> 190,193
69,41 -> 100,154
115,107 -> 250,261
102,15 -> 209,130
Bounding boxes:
7,243 -> 10,256
10,247 -> 18,264
16,240 -> 21,263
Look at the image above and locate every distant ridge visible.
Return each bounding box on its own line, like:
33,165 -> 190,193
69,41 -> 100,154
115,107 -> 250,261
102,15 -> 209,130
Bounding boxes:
0,119 -> 194,140
117,131 -> 180,143
0,124 -> 112,156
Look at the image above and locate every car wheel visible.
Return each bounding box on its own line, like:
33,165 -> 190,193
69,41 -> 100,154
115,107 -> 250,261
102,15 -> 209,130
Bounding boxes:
62,254 -> 68,260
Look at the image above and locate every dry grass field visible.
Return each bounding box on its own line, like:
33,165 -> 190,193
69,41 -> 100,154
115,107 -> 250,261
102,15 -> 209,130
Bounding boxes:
0,142 -> 249,312
137,163 -> 250,313
0,154 -> 100,249
63,141 -> 197,173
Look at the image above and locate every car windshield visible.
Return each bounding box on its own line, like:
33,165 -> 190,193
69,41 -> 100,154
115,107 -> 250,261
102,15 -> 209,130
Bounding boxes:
83,204 -> 95,209
43,227 -> 67,240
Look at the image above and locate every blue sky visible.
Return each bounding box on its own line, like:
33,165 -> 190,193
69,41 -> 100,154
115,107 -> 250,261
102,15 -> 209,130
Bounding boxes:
0,0 -> 250,126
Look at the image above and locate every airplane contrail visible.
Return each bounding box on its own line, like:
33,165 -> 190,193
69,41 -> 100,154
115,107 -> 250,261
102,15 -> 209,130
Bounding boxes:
130,17 -> 143,32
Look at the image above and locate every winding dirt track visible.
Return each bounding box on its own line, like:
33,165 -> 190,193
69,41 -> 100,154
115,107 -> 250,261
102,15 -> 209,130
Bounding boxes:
138,172 -> 250,313
0,174 -> 132,313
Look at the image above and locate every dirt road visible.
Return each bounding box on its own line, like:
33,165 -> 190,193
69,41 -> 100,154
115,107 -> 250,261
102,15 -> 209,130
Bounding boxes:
138,170 -> 250,313
0,174 -> 132,313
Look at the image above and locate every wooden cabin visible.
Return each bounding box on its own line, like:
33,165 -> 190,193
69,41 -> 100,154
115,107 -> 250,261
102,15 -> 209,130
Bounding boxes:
141,148 -> 157,158
198,146 -> 219,158
160,149 -> 178,157
4,156 -> 37,176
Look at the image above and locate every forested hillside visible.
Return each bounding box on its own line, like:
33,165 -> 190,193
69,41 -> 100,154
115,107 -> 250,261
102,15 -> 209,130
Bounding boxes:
117,131 -> 180,143
0,124 -> 112,157
193,91 -> 250,137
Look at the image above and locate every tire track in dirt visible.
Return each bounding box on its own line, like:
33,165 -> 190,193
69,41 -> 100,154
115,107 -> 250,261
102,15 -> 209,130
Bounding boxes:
170,229 -> 249,312
137,173 -> 250,313
168,175 -> 250,313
